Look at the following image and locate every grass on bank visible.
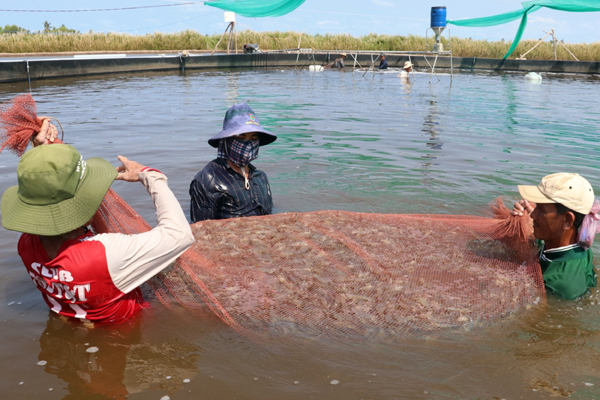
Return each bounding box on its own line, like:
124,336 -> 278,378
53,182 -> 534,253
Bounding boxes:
1,30 -> 599,61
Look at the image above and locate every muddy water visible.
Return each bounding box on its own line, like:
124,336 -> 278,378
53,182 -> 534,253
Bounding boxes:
1,68 -> 600,399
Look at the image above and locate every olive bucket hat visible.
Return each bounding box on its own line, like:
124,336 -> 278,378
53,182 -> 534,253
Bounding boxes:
1,144 -> 117,236
208,103 -> 277,148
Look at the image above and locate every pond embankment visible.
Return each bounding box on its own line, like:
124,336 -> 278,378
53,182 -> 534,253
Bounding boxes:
1,51 -> 599,83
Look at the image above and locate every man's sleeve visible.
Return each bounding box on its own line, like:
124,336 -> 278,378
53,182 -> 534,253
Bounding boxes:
264,173 -> 274,213
189,170 -> 219,222
89,170 -> 195,294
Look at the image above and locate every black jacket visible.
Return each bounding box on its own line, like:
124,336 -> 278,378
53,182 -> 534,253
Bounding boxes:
189,158 -> 273,222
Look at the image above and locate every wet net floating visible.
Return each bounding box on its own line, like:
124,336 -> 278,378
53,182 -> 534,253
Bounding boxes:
1,94 -> 546,340
141,209 -> 545,340
95,181 -> 545,339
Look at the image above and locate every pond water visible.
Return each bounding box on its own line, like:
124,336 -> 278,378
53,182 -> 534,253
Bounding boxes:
1,67 -> 600,399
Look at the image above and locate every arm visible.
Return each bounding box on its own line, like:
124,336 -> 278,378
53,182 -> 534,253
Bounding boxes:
91,156 -> 194,294
189,168 -> 221,222
264,173 -> 274,213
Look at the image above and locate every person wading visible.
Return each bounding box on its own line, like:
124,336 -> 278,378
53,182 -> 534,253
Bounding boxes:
189,103 -> 277,222
1,123 -> 194,324
512,173 -> 599,300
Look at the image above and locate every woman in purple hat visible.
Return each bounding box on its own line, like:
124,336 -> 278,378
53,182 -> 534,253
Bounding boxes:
189,103 -> 277,222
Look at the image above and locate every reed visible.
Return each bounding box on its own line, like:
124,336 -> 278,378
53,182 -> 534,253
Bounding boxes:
1,30 -> 599,61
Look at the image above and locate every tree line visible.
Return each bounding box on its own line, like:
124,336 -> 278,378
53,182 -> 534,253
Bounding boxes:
0,22 -> 79,34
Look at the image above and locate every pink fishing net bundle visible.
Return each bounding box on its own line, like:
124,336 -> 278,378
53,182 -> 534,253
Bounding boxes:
0,94 -> 44,156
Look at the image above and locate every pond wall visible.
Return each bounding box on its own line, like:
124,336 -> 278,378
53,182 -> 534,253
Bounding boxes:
1,52 -> 599,83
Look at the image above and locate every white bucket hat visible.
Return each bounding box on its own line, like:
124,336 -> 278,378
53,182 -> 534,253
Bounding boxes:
403,61 -> 413,69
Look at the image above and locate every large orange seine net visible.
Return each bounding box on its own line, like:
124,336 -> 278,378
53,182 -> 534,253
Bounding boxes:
1,94 -> 545,340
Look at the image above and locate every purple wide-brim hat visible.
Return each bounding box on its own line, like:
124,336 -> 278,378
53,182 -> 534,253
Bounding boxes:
208,103 -> 277,148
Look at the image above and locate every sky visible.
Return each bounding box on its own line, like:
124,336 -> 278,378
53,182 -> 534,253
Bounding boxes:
2,0 -> 600,44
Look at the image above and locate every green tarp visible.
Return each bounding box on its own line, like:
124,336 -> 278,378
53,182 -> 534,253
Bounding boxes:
205,0 -> 306,17
447,1 -> 600,59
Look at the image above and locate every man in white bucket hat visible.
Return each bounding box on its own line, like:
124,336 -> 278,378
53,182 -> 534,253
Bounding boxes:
397,61 -> 413,80
512,173 -> 598,300
327,53 -> 347,69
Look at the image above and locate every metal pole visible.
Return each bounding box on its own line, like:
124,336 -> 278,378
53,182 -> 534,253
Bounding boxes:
552,29 -> 557,60
211,22 -> 231,56
363,54 -> 380,77
26,61 -> 32,93
226,23 -> 231,55
295,32 -> 303,68
558,40 -> 579,61
520,31 -> 552,59
429,54 -> 440,83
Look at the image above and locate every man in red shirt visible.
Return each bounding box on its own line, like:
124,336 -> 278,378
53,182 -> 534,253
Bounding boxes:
1,140 -> 194,324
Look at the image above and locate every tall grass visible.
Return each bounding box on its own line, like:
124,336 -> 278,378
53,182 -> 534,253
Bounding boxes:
1,30 -> 599,61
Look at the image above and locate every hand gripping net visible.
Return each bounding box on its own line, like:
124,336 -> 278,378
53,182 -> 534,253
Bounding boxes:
1,95 -> 545,339
0,94 -> 44,156
0,94 -> 131,228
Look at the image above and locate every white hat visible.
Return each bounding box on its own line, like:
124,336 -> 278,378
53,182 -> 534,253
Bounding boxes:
403,61 -> 413,69
518,173 -> 595,214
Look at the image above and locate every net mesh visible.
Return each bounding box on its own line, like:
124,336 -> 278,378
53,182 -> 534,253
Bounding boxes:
1,94 -> 546,339
146,209 -> 544,339
0,94 -> 43,156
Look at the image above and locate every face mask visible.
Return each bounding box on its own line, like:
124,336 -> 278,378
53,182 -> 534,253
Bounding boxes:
227,138 -> 260,167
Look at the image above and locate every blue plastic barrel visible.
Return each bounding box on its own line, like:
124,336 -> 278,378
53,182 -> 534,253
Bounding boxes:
430,6 -> 447,28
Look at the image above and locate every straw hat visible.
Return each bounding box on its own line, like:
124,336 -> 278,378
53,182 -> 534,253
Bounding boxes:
340,53 -> 347,57
208,103 -> 277,148
403,61 -> 413,69
518,173 -> 595,214
1,144 -> 117,236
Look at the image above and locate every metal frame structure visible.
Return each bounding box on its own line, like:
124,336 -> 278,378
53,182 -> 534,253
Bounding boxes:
272,48 -> 453,81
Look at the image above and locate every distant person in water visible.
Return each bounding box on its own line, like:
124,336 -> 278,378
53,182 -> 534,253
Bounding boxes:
397,61 -> 413,80
189,103 -> 277,222
378,55 -> 388,70
328,53 -> 347,69
512,173 -> 598,300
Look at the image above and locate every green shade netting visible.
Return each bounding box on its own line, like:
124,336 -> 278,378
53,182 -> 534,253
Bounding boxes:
447,1 -> 600,59
205,0 -> 306,17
